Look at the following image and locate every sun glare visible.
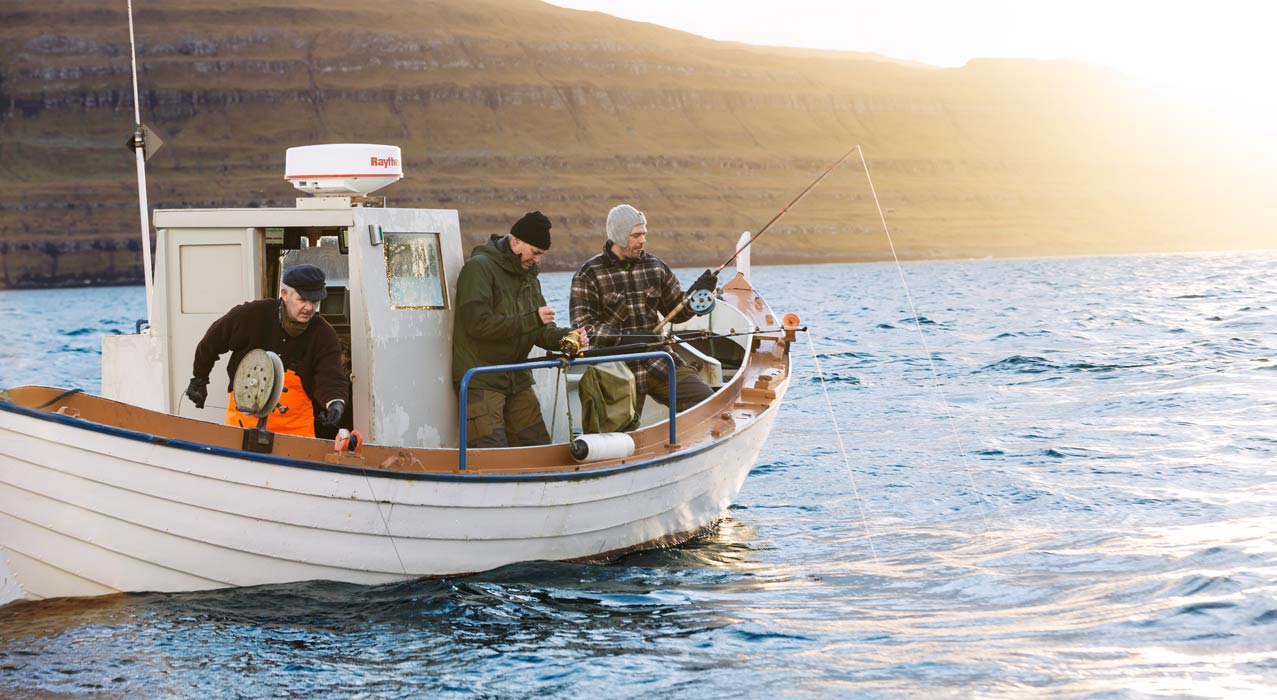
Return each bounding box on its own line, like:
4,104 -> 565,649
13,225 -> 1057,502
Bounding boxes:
548,1 -> 1277,142
1059,3 -> 1277,143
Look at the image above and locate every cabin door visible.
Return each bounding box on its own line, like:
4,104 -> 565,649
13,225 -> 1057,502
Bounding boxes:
347,208 -> 466,447
163,227 -> 262,420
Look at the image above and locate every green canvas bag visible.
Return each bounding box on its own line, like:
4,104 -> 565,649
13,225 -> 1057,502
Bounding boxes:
578,361 -> 640,434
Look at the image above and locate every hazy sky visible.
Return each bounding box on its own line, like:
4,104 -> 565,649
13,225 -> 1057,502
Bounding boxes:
547,1 -> 1276,136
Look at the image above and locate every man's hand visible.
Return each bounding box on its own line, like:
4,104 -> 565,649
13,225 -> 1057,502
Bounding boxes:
318,400 -> 345,428
185,377 -> 208,409
572,327 -> 589,348
537,306 -> 556,324
688,269 -> 717,294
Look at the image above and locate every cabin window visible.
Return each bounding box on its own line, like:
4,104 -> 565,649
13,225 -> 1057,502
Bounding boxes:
384,232 -> 448,309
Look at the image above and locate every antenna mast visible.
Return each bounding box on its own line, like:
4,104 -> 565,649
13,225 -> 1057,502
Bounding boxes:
127,0 -> 155,325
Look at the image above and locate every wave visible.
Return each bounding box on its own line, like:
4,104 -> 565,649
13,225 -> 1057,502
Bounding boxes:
980,355 -> 1057,373
979,355 -> 1157,374
992,330 -> 1053,339
814,350 -> 875,360
806,373 -> 860,385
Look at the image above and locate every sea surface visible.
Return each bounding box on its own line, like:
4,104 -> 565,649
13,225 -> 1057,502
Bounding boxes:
1,251 -> 1276,699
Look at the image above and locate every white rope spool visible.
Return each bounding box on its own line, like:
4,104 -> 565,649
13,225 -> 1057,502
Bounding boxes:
570,433 -> 636,463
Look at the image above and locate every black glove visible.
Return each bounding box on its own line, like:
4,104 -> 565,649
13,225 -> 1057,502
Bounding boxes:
318,400 -> 345,428
185,377 -> 208,409
688,269 -> 717,294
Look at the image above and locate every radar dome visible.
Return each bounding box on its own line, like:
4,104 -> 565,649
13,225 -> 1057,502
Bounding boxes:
285,144 -> 403,196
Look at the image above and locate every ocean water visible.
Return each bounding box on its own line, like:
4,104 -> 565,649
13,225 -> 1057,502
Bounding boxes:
2,251 -> 1276,699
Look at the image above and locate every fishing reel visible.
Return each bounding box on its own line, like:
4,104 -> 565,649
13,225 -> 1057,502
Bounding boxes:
233,349 -> 284,419
558,333 -> 583,357
232,348 -> 284,453
687,288 -> 716,316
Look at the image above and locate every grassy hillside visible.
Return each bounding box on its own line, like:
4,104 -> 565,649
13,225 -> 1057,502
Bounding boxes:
1,0 -> 1273,287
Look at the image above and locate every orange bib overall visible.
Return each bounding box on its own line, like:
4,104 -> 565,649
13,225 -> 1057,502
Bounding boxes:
224,369 -> 316,437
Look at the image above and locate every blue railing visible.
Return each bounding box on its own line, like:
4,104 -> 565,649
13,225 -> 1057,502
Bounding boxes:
458,351 -> 676,471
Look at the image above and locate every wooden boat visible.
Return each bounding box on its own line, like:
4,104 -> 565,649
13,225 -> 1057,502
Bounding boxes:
0,145 -> 795,602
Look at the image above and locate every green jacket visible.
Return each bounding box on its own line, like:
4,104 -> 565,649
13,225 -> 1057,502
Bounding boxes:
451,235 -> 570,394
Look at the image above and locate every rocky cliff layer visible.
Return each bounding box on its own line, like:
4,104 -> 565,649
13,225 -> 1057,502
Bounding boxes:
2,0 -> 1273,287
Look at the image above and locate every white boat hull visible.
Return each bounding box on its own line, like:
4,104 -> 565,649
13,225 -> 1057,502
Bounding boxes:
0,392 -> 782,601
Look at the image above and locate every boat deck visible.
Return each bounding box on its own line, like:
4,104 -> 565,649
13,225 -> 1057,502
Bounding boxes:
2,278 -> 792,477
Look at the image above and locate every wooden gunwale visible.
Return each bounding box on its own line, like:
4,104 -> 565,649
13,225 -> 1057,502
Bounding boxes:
0,274 -> 789,478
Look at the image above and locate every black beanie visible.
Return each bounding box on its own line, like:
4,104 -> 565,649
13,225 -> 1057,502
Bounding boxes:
510,211 -> 552,250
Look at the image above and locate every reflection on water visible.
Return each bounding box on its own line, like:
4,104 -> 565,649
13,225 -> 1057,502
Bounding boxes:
0,519 -> 775,699
4,251 -> 1277,698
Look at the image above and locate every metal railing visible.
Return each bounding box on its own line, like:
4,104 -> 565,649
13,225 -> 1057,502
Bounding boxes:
458,351 -> 676,471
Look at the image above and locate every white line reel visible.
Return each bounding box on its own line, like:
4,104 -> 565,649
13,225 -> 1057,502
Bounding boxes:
687,288 -> 716,316
232,349 -> 284,451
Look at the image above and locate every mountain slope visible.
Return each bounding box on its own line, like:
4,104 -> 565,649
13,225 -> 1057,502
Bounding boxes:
1,0 -> 1272,287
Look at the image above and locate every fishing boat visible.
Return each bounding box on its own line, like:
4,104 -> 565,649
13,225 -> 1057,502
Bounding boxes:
0,142 -> 797,602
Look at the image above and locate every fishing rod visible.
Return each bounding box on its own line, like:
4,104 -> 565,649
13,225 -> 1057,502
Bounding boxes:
652,145 -> 859,333
547,326 -> 809,361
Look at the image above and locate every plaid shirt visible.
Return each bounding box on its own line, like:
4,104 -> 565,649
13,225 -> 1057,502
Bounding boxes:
570,241 -> 695,391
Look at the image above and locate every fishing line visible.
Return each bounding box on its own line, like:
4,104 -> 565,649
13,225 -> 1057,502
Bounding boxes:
857,145 -> 991,530
563,371 -> 575,439
654,146 -> 858,332
354,460 -> 410,577
330,424 -> 408,577
321,407 -> 408,576
549,363 -> 566,438
804,331 -> 879,564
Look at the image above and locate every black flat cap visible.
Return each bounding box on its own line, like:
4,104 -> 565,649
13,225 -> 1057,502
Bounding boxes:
282,264 -> 328,301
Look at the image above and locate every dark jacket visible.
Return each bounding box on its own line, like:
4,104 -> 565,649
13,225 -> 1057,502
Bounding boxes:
452,235 -> 570,394
192,298 -> 348,407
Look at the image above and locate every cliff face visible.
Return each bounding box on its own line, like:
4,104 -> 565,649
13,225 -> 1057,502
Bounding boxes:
2,0 -> 1273,287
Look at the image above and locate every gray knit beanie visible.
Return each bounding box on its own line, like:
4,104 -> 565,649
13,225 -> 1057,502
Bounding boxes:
606,204 -> 646,248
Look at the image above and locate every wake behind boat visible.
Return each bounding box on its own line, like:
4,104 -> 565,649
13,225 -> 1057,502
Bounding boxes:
0,144 -> 796,602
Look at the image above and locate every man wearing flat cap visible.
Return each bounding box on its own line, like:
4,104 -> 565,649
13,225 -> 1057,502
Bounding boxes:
185,263 -> 349,437
452,211 -> 587,448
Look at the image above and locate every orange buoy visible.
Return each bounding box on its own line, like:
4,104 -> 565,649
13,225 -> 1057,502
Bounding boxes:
782,312 -> 801,342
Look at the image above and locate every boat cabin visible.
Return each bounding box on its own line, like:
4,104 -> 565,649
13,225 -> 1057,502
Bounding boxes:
101,144 -> 755,448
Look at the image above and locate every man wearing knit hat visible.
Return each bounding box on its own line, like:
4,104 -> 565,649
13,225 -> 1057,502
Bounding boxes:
452,211 -> 588,448
569,204 -> 717,416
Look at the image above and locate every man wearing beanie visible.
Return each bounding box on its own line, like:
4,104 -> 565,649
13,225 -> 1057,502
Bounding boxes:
452,211 -> 588,448
569,204 -> 717,416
